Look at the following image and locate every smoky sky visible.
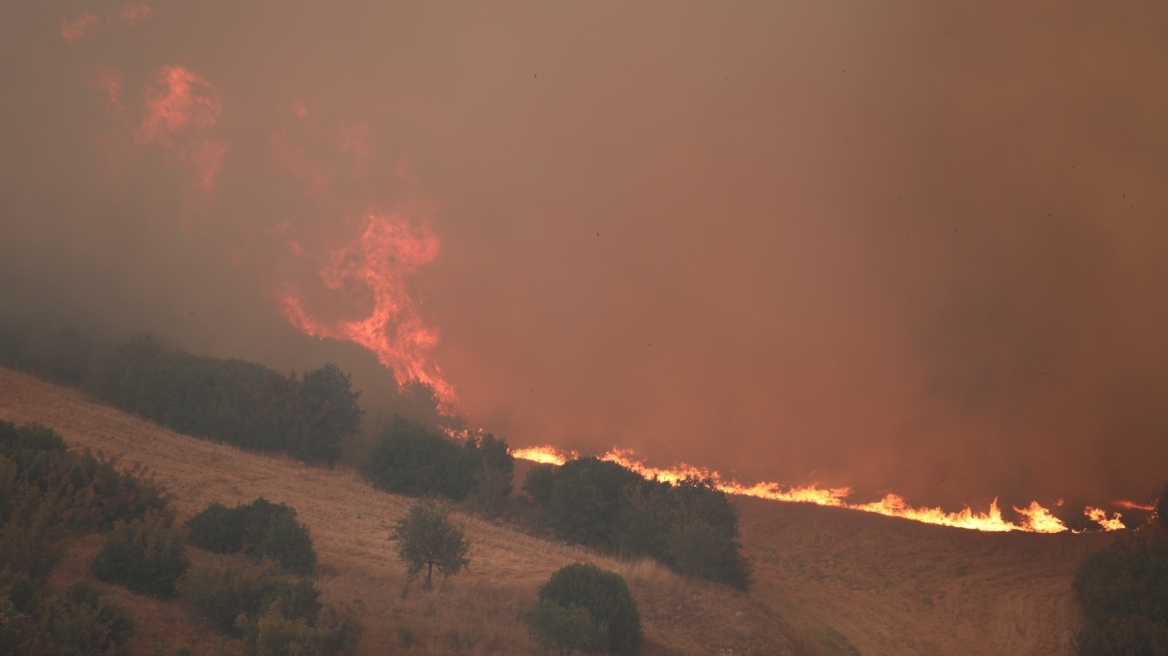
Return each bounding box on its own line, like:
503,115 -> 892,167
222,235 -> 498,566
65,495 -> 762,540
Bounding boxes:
2,1 -> 1167,510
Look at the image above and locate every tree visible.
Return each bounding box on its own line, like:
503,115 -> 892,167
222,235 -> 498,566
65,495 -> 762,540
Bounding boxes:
537,564 -> 642,655
527,600 -> 608,655
289,364 -> 363,466
389,500 -> 470,589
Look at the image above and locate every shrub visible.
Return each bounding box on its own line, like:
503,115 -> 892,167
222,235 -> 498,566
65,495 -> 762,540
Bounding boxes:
527,599 -> 609,655
1074,529 -> 1168,655
666,521 -> 752,591
1158,481 -> 1168,528
186,498 -> 316,574
523,464 -> 557,506
389,500 -> 471,590
237,598 -> 361,656
37,582 -> 136,656
93,510 -> 188,597
181,562 -> 320,635
538,564 -> 642,655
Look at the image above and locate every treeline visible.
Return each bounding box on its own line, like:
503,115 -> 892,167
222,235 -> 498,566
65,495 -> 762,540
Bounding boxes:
364,417 -> 515,517
525,457 -> 753,590
0,420 -> 359,655
1073,483 -> 1168,655
0,325 -> 362,466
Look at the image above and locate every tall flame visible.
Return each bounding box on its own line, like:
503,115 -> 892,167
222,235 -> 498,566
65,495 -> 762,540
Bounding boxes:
280,212 -> 458,410
512,445 -> 1132,534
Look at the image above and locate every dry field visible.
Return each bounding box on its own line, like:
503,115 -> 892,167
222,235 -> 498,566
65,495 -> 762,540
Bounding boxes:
0,367 -> 1116,655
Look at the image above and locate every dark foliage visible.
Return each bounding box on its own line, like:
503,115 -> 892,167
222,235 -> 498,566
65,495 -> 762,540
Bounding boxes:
538,564 -> 642,655
186,498 -> 316,574
1158,481 -> 1168,528
1074,528 -> 1168,655
93,510 -> 188,597
364,417 -> 513,502
181,561 -> 359,654
0,580 -> 136,656
527,599 -> 608,655
525,458 -> 752,589
85,335 -> 362,466
181,562 -> 321,635
0,422 -> 171,579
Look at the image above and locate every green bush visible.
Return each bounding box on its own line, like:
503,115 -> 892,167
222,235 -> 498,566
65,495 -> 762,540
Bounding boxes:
93,510 -> 188,597
186,498 -> 316,574
181,562 -> 320,635
364,418 -> 513,503
36,582 -> 136,656
237,600 -> 361,656
389,500 -> 471,590
528,458 -> 752,589
538,564 -> 642,655
527,599 -> 609,655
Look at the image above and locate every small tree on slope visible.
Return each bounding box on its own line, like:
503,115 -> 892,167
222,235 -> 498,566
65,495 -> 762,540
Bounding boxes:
389,500 -> 470,589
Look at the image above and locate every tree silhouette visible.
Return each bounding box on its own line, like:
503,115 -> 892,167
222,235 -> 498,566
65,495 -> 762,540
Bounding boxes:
389,500 -> 470,589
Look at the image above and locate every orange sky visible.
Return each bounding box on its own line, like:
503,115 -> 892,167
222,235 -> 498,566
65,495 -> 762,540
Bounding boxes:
2,1 -> 1167,512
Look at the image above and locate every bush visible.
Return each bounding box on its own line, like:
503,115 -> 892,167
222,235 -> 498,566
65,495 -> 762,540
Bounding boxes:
527,599 -> 609,655
1158,481 -> 1168,528
36,582 -> 136,656
186,498 -> 316,574
529,458 -> 752,589
537,564 -> 642,655
1074,529 -> 1168,655
389,500 -> 471,590
181,562 -> 320,635
237,599 -> 361,656
93,510 -> 188,597
364,418 -> 513,504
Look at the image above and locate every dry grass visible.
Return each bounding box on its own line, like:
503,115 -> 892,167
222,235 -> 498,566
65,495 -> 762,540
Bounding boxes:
736,494 -> 1116,656
0,368 -> 802,656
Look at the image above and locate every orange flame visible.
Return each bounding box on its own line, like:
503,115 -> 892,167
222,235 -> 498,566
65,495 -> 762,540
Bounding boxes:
121,4 -> 153,24
511,445 -> 1133,534
1115,500 -> 1155,512
279,212 -> 458,410
1084,507 -> 1125,531
137,65 -> 226,192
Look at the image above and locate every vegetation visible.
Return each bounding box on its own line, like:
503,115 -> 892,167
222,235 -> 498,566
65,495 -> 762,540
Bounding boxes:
527,599 -> 609,655
0,580 -> 136,656
182,562 -> 360,655
524,457 -> 752,590
364,417 -> 513,503
1073,523 -> 1168,655
88,336 -> 362,465
1158,481 -> 1167,527
93,510 -> 189,597
534,563 -> 642,656
186,498 -> 317,574
390,499 -> 471,589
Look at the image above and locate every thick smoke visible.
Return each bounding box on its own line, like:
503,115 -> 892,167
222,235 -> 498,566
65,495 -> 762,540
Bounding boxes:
2,1 -> 1167,511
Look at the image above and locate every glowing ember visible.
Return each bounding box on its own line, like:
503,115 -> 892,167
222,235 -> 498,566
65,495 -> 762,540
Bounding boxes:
511,444 -> 1132,534
280,212 -> 458,411
1084,507 -> 1125,531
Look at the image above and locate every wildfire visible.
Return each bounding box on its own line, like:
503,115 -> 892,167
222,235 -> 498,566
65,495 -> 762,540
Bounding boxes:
279,212 -> 459,411
1115,500 -> 1155,512
137,65 -> 226,192
512,444 -> 1133,534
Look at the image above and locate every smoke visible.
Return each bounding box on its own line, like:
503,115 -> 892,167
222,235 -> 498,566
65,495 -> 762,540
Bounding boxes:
2,1 -> 1167,510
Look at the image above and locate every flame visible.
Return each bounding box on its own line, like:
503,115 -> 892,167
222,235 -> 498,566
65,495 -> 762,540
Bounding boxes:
1115,500 -> 1155,511
279,212 -> 458,410
1084,507 -> 1125,531
511,445 -> 1135,534
137,65 -> 226,192
62,11 -> 100,43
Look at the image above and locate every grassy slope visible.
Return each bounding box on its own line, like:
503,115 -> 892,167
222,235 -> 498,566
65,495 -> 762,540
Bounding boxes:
0,368 -> 805,656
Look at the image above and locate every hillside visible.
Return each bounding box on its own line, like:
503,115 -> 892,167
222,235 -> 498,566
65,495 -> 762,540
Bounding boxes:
0,367 -> 804,656
0,367 -> 1115,655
